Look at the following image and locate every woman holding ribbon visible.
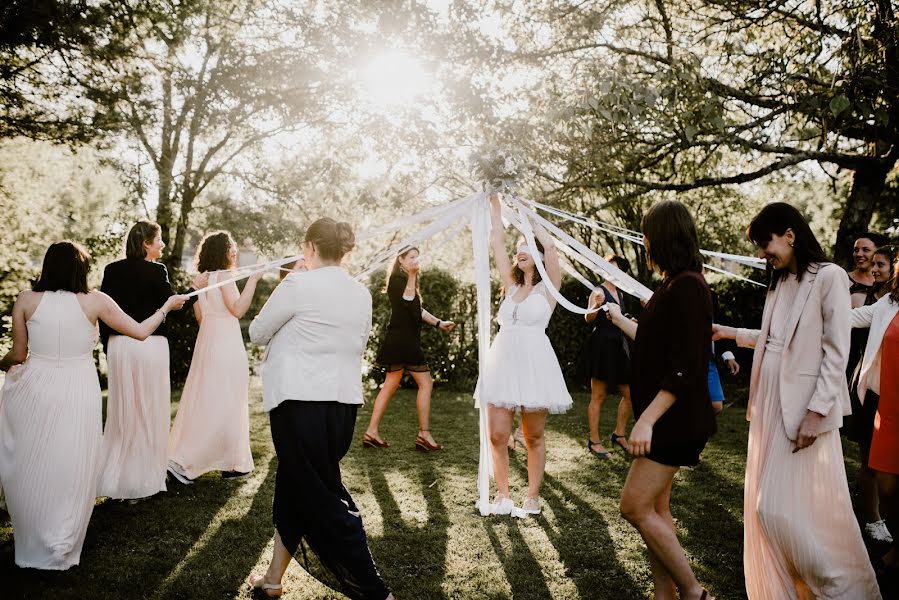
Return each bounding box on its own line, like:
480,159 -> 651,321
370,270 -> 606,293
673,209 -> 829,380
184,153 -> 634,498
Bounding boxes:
363,247 -> 455,451
475,193 -> 572,518
167,231 -> 262,484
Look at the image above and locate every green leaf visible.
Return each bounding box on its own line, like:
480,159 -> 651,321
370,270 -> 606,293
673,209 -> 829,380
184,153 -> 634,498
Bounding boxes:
829,95 -> 851,116
685,124 -> 698,142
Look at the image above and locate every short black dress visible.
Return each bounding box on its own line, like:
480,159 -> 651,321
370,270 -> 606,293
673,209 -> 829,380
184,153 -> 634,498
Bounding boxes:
375,272 -> 429,372
578,286 -> 631,386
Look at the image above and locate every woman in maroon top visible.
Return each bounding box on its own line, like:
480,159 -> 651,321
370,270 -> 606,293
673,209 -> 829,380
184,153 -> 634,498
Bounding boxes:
603,201 -> 716,600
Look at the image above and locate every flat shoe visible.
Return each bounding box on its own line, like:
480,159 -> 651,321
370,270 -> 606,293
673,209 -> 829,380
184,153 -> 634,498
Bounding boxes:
513,497 -> 541,518
489,497 -> 515,516
247,572 -> 283,598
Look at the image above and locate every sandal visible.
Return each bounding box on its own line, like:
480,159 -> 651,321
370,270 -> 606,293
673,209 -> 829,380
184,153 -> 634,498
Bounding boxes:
362,433 -> 389,448
247,572 -> 283,598
586,438 -> 610,458
610,432 -> 629,452
415,431 -> 443,452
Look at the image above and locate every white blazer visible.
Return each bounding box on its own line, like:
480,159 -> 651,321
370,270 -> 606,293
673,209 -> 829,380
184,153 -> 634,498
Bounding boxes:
249,266 -> 372,412
735,263 -> 851,440
850,293 -> 899,401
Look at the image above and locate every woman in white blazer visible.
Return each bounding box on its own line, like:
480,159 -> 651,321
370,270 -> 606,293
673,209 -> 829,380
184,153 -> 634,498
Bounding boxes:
851,256 -> 899,575
246,218 -> 393,600
713,203 -> 880,599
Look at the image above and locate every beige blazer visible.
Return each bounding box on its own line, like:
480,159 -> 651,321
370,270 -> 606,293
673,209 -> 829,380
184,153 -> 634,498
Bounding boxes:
736,263 -> 851,440
850,293 -> 899,400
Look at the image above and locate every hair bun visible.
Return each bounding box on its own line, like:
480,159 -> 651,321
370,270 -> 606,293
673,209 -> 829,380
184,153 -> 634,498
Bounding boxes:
336,221 -> 355,254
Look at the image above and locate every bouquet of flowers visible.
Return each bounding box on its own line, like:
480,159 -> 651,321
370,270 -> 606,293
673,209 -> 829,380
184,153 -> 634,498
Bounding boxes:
470,148 -> 523,192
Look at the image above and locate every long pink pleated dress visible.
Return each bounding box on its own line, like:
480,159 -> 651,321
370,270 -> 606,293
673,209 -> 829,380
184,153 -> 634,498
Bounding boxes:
168,273 -> 253,479
743,276 -> 881,599
0,291 -> 102,569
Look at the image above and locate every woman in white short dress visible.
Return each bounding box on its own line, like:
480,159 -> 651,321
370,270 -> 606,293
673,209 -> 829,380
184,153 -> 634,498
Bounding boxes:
476,193 -> 572,518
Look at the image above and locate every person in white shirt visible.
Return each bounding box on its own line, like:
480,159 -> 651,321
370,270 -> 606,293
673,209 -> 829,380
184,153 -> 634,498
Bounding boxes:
245,218 -> 393,600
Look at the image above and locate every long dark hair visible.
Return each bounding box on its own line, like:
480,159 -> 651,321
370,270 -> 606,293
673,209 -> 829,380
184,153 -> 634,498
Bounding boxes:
125,220 -> 161,259
195,231 -> 236,272
747,202 -> 829,291
304,218 -> 355,262
641,201 -> 703,277
385,246 -> 420,297
512,236 -> 544,286
33,241 -> 91,294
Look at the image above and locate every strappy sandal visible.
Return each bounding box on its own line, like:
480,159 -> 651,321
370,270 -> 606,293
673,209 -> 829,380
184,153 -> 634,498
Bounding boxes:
362,433 -> 389,448
586,438 -> 610,458
415,431 -> 443,452
247,572 -> 283,598
610,432 -> 629,452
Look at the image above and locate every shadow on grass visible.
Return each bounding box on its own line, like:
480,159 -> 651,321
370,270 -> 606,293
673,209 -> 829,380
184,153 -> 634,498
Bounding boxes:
365,459 -> 451,600
482,518 -> 554,599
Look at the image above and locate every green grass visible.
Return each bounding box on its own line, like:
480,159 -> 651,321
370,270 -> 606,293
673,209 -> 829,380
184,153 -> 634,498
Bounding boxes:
0,380 -> 781,599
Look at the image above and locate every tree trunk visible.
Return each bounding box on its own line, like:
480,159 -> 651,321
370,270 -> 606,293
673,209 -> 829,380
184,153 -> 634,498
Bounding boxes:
832,154 -> 896,268
166,186 -> 197,269
156,150 -> 175,257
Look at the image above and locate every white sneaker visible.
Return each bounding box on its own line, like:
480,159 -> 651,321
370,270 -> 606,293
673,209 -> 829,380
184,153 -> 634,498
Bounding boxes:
512,497 -> 541,518
865,519 -> 893,543
489,496 -> 515,516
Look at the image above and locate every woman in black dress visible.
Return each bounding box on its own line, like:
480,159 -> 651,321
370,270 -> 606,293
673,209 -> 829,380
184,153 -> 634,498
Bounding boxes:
580,254 -> 633,457
363,247 -> 455,451
603,201 -> 716,600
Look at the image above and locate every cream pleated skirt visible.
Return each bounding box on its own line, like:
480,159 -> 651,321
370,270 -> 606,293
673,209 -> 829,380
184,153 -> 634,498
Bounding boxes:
98,335 -> 170,499
743,346 -> 881,599
0,356 -> 102,569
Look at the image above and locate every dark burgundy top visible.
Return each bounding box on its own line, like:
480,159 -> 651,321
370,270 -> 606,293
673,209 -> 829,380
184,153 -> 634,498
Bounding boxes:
631,270 -> 716,447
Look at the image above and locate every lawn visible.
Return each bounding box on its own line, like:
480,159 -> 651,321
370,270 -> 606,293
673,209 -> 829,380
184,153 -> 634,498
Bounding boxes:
0,379 -> 887,599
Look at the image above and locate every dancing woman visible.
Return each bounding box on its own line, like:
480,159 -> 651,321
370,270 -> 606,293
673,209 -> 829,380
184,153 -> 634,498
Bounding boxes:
98,220 -> 204,501
580,254 -> 633,456
602,201 -> 716,600
713,202 -> 880,599
476,193 -> 572,517
0,241 -> 185,569
363,247 -> 455,451
167,231 -> 262,483
247,218 -> 392,599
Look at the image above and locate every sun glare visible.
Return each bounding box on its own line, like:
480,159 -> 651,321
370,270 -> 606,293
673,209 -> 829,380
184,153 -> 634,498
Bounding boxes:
361,50 -> 433,108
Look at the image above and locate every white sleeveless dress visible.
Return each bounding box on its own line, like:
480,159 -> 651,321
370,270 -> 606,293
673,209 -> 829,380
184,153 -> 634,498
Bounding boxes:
0,291 -> 102,569
475,283 -> 572,413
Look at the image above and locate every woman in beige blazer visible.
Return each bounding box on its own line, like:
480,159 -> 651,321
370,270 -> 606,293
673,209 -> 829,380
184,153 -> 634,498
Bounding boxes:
714,203 -> 880,599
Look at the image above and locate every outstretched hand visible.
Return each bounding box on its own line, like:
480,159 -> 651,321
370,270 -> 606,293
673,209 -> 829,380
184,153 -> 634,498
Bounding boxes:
192,271 -> 209,290
439,320 -> 456,331
712,324 -> 736,342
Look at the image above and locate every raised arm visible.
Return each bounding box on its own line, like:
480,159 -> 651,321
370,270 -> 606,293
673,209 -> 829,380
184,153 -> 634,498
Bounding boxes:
97,291 -> 187,340
585,289 -> 602,323
712,323 -> 761,348
489,193 -> 516,291
249,276 -> 297,345
0,291 -> 32,371
529,216 -> 561,290
850,297 -> 881,329
222,270 -> 262,319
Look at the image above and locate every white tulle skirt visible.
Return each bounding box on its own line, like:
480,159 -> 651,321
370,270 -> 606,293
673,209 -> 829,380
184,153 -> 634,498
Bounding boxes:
0,356 -> 102,570
474,325 -> 572,414
98,335 -> 170,499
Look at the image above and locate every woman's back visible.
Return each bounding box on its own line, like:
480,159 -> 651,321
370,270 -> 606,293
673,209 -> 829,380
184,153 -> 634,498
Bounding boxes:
27,291 -> 98,362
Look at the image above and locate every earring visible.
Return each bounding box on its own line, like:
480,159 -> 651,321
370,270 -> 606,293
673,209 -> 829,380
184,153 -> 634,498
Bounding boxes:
789,241 -> 794,247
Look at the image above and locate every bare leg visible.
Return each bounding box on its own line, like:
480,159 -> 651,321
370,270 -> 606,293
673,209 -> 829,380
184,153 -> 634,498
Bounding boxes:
409,370 -> 437,445
487,406 -> 515,498
646,483 -> 677,599
365,370 -> 404,440
614,384 -> 632,450
620,458 -> 707,599
262,530 -> 293,586
520,410 -> 548,499
588,378 -> 608,452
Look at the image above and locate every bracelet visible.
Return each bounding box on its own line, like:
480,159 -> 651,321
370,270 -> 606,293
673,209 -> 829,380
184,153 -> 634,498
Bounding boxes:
157,308 -> 167,323
434,320 -> 442,328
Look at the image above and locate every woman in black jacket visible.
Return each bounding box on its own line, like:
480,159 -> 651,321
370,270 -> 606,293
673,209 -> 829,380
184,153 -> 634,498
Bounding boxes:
362,247 -> 455,451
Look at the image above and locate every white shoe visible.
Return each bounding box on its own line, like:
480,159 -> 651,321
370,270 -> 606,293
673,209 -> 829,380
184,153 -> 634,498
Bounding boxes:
512,497 -> 541,518
489,496 -> 515,516
167,461 -> 193,485
865,519 -> 893,543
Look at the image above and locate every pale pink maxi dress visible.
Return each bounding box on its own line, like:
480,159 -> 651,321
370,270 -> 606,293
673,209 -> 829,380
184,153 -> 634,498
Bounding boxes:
168,273 -> 253,479
743,275 -> 880,599
0,291 -> 102,569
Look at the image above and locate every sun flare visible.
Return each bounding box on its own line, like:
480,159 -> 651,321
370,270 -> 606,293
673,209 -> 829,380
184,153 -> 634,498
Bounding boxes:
361,50 -> 433,108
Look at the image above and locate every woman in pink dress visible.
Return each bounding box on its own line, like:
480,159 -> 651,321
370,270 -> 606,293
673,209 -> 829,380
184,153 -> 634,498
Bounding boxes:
168,231 -> 261,483
0,241 -> 185,569
714,203 -> 880,599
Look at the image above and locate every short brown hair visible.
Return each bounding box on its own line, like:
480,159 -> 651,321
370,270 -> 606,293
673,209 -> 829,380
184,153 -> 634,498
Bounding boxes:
33,241 -> 91,294
125,220 -> 161,259
304,218 -> 355,262
641,201 -> 703,277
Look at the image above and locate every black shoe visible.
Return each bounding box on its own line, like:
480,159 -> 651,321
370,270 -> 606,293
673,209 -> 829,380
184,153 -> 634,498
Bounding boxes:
167,462 -> 193,485
221,470 -> 251,480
